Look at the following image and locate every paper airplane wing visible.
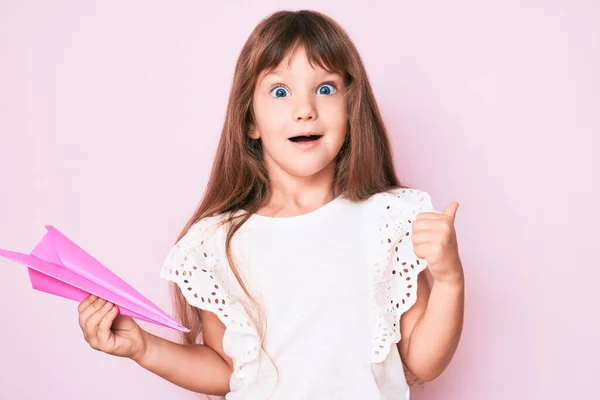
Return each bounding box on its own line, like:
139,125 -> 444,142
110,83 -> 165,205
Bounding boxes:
0,227 -> 189,332
25,267 -> 176,329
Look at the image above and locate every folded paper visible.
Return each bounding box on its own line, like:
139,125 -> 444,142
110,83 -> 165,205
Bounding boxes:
0,226 -> 189,332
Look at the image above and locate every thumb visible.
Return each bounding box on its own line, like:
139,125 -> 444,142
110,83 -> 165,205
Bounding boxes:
442,202 -> 459,222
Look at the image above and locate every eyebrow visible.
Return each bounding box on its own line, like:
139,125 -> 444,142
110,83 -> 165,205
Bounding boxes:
266,68 -> 340,76
260,70 -> 343,83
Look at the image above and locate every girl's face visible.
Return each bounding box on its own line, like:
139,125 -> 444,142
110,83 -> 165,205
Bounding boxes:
251,46 -> 347,182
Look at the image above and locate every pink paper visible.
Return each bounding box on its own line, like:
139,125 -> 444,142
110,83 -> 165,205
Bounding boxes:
0,226 -> 189,332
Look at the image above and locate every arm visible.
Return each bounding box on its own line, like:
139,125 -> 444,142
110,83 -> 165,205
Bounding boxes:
397,201 -> 465,382
135,331 -> 233,396
398,268 -> 464,382
77,294 -> 233,396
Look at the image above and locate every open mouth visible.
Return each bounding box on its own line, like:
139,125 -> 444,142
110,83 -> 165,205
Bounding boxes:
289,134 -> 323,143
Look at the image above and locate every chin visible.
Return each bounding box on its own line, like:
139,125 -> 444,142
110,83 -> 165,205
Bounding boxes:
284,160 -> 336,179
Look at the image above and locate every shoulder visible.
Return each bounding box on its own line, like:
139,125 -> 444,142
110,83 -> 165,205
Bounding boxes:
364,187 -> 435,217
172,213 -> 231,256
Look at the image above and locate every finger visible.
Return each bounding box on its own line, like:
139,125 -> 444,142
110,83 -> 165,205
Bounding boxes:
83,298 -> 110,338
97,304 -> 118,348
411,231 -> 437,245
85,301 -> 115,349
416,211 -> 444,220
77,294 -> 97,314
413,242 -> 440,261
79,297 -> 105,331
442,202 -> 459,222
412,218 -> 449,233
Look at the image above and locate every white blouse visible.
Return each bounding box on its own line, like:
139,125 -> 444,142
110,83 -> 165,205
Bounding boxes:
160,187 -> 434,399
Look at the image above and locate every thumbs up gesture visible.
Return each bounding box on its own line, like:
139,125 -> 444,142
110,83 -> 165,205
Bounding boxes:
411,202 -> 463,284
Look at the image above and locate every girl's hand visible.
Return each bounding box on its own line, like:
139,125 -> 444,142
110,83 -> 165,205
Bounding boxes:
411,202 -> 463,284
78,294 -> 148,361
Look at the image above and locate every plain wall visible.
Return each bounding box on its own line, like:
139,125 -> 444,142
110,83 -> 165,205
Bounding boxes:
1,1 -> 598,399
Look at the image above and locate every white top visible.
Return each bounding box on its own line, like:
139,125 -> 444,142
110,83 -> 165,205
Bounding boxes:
159,187 -> 435,399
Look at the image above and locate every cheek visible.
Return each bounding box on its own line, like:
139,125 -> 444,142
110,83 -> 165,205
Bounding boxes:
322,102 -> 348,138
254,100 -> 287,133
322,98 -> 346,122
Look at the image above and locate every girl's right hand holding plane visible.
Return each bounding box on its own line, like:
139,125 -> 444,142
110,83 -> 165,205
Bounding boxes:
77,294 -> 148,361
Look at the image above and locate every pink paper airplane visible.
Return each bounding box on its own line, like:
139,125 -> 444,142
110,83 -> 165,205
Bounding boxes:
0,226 -> 189,332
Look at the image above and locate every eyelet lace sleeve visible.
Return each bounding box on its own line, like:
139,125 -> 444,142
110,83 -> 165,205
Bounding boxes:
159,216 -> 269,395
371,188 -> 435,363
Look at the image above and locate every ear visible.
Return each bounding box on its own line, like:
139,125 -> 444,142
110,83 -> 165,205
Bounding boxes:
248,125 -> 260,140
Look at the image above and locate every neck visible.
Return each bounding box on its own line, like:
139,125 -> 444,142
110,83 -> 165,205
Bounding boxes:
259,160 -> 337,218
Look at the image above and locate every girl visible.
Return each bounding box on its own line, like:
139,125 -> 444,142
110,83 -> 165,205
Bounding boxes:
77,9 -> 464,399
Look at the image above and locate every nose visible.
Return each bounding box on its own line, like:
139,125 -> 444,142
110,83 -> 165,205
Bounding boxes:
292,96 -> 318,122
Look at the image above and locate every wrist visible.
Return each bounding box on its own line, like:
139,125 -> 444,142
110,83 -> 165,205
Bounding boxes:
132,329 -> 153,365
430,257 -> 464,285
433,270 -> 464,287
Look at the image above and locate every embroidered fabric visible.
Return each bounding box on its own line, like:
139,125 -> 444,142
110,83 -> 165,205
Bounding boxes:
159,215 -> 267,395
370,188 -> 434,363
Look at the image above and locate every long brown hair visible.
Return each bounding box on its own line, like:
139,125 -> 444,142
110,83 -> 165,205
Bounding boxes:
170,9 -> 422,386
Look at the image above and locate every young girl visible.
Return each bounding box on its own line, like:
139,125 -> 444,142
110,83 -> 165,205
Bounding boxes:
77,9 -> 464,399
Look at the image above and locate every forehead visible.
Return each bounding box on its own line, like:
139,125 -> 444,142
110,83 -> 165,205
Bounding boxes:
257,46 -> 342,83
258,64 -> 342,85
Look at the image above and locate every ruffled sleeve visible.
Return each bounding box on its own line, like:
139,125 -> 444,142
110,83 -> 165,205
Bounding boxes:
159,215 -> 270,394
370,188 -> 435,363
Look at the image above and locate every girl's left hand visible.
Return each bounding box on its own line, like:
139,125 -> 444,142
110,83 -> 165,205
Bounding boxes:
411,202 -> 463,284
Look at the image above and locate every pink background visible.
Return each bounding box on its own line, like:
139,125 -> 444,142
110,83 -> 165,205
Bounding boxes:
1,1 -> 598,399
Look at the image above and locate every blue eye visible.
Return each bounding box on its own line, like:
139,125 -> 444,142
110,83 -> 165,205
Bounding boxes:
269,82 -> 338,98
270,86 -> 289,98
318,83 -> 336,96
